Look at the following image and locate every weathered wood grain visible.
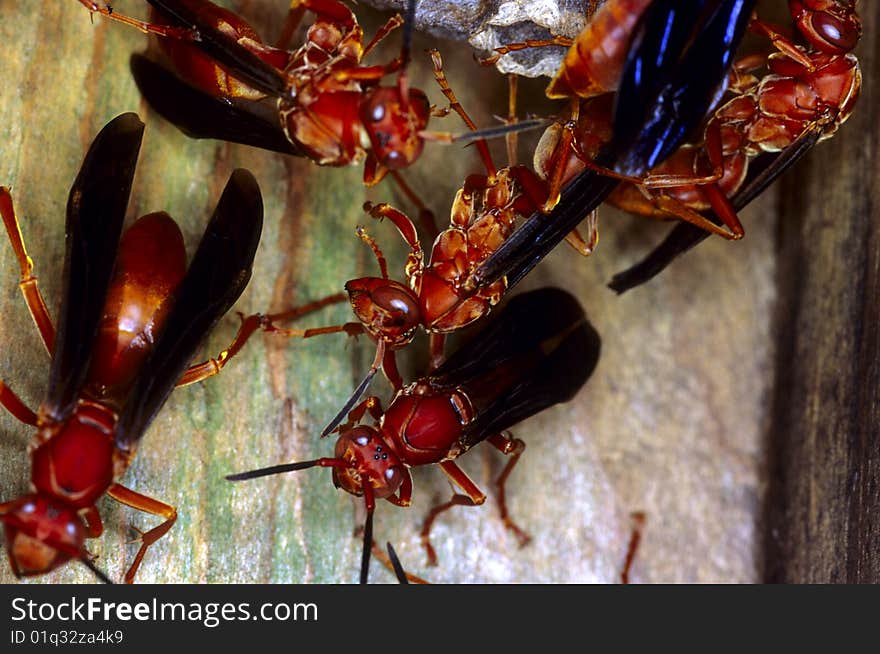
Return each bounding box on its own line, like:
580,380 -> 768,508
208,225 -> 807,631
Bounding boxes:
0,0 -> 840,585
763,4 -> 879,583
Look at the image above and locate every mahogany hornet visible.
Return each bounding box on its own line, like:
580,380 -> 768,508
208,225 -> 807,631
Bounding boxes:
77,0 -> 542,236
609,0 -> 862,293
477,0 -> 860,293
0,113 -> 263,583
531,0 -> 861,246
227,286 -> 601,583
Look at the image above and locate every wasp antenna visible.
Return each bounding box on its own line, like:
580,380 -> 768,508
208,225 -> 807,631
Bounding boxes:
457,118 -> 550,142
420,118 -> 549,144
386,542 -> 409,584
321,340 -> 386,438
80,556 -> 114,584
395,0 -> 418,110
225,459 -> 331,481
320,367 -> 380,437
400,0 -> 417,68
360,506 -> 375,585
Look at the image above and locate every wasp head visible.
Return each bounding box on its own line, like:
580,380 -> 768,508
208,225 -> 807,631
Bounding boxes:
1,494 -> 85,578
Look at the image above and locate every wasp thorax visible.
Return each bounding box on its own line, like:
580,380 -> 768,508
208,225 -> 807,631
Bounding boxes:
331,427 -> 404,500
1,494 -> 84,577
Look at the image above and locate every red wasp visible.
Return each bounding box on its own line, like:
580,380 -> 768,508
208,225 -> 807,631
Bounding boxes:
78,0 -> 428,182
487,0 -> 860,240
543,1 -> 861,242
602,0 -> 863,292
470,0 -> 860,293
0,113 -> 263,583
228,286 -> 601,583
77,0 -> 537,234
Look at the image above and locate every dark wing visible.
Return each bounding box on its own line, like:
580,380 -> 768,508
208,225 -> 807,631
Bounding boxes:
130,55 -> 302,156
43,113 -> 144,421
610,0 -> 713,173
145,0 -> 289,97
115,169 -> 263,450
607,220 -> 708,295
608,128 -> 823,293
428,287 -> 601,448
611,0 -> 757,175
385,542 -> 410,585
612,0 -> 711,115
472,0 -> 756,292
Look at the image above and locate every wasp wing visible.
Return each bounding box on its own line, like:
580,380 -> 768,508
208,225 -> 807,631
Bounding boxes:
470,171 -> 616,291
115,169 -> 263,451
608,128 -> 823,293
43,113 -> 144,421
145,0 -> 289,97
130,55 -> 302,156
611,0 -> 712,119
612,0 -> 756,174
428,287 -> 601,449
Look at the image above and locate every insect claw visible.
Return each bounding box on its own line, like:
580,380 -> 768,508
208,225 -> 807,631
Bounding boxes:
125,525 -> 146,545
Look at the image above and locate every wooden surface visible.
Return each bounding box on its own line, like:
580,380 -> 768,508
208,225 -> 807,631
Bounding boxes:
763,4 -> 879,583
0,1 -> 867,585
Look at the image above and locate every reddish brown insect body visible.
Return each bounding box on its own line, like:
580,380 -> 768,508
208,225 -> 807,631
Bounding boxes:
348,163 -> 545,369
0,114 -> 263,582
330,383 -> 472,505
243,161 -> 546,434
3,214 -> 183,578
80,0 -> 433,186
544,0 -> 652,100
789,0 -> 861,54
149,2 -> 289,101
481,0 -> 649,101
607,46 -> 860,224
228,287 -> 602,583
